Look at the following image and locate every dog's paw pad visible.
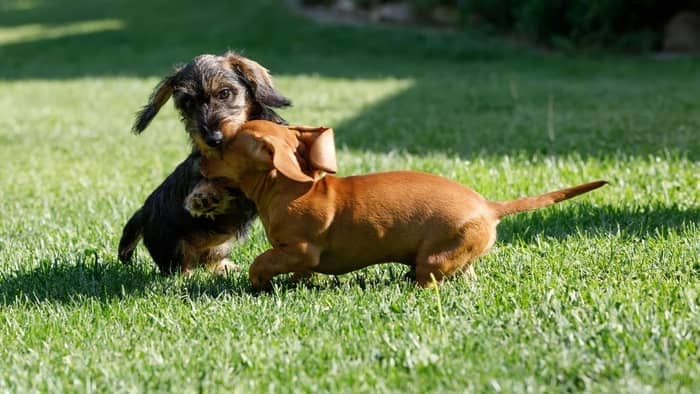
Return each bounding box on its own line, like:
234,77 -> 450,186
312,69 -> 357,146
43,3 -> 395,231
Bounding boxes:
185,192 -> 224,217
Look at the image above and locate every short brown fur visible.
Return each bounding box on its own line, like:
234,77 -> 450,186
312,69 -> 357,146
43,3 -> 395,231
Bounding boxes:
201,120 -> 607,289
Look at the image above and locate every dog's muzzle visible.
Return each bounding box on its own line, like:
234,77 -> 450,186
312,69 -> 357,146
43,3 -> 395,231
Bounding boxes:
205,130 -> 224,147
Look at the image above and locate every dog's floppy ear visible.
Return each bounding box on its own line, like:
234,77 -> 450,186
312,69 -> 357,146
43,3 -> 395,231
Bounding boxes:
133,71 -> 178,133
291,126 -> 337,174
226,52 -> 292,109
260,135 -> 313,183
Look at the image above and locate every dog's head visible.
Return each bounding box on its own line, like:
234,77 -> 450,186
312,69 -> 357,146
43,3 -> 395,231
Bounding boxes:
133,52 -> 291,155
200,120 -> 337,186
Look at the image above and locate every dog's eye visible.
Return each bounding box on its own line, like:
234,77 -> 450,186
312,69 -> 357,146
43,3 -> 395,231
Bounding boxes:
179,96 -> 193,109
218,89 -> 232,100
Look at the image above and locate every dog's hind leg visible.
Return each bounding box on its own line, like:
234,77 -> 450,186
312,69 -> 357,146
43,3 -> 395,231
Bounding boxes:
143,230 -> 187,275
414,218 -> 496,287
201,241 -> 240,276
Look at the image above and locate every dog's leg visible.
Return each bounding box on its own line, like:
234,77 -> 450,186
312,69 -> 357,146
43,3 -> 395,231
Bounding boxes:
179,241 -> 202,277
289,271 -> 314,283
248,243 -> 320,290
143,228 -> 186,275
201,241 -> 240,277
185,179 -> 232,219
414,218 -> 495,287
206,258 -> 241,276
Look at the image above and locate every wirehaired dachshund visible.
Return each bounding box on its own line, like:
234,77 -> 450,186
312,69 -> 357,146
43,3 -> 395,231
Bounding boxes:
118,52 -> 291,275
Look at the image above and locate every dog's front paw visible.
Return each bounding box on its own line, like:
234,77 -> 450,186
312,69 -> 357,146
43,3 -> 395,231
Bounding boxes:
208,259 -> 241,277
249,264 -> 272,291
185,190 -> 229,219
289,271 -> 314,284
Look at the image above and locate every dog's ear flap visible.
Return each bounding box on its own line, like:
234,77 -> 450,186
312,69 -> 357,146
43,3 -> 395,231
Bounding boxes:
260,135 -> 313,183
226,52 -> 291,109
291,126 -> 337,174
133,71 -> 178,133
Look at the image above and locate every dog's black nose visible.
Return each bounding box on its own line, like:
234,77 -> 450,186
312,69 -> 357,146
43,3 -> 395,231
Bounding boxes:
205,131 -> 224,147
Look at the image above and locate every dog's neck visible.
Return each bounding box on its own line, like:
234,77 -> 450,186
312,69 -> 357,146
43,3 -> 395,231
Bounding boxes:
238,171 -> 312,222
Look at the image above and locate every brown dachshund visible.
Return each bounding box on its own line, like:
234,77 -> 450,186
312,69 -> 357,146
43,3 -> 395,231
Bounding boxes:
201,120 -> 607,289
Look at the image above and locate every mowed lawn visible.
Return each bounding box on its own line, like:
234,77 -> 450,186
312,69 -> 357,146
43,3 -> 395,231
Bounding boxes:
1,0 -> 699,392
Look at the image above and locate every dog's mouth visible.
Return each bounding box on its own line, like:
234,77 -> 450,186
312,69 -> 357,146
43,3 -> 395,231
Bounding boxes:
190,117 -> 243,156
189,126 -> 224,155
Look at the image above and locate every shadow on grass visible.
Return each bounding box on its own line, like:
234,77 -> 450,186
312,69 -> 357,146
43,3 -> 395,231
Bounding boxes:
0,253 -> 152,305
0,250 -> 253,305
498,203 -> 699,243
0,252 -> 413,303
1,0 -> 697,159
264,263 -> 414,293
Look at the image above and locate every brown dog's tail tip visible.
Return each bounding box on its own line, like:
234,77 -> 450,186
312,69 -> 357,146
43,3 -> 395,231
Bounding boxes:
576,179 -> 609,193
492,179 -> 609,218
550,179 -> 608,202
575,179 -> 608,193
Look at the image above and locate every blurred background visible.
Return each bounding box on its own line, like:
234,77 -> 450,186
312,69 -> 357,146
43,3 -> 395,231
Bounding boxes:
298,0 -> 700,53
1,0 -> 697,159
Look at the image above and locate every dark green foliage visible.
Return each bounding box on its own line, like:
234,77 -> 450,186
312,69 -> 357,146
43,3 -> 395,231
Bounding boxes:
301,0 -> 336,5
507,0 -> 684,50
352,0 -> 692,50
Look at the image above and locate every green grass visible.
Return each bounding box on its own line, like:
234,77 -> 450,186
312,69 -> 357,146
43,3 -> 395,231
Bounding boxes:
1,0 -> 699,392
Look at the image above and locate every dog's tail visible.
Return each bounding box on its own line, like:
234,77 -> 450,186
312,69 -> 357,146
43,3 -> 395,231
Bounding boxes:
488,180 -> 607,219
118,208 -> 146,264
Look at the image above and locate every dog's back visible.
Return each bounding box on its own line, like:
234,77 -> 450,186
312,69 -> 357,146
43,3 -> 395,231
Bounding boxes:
293,171 -> 491,273
290,171 -> 604,279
